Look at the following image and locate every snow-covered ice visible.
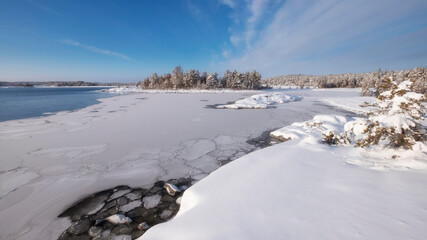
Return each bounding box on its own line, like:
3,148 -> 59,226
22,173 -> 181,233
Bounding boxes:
0,88 -> 372,239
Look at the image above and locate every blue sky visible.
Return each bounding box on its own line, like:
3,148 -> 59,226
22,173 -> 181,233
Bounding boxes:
1,0 -> 427,82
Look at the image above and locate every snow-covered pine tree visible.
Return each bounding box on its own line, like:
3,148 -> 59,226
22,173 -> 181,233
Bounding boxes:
356,77 -> 426,149
149,73 -> 159,89
205,72 -> 218,89
171,66 -> 184,89
200,71 -> 207,88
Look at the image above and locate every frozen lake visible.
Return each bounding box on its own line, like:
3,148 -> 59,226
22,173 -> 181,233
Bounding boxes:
0,89 -> 360,240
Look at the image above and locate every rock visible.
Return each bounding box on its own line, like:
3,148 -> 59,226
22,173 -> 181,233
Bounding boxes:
111,225 -> 133,235
168,203 -> 179,212
131,230 -> 145,239
126,207 -> 145,218
105,214 -> 132,224
124,191 -> 142,201
161,194 -> 176,203
67,219 -> 92,235
163,183 -> 180,196
175,177 -> 193,186
90,210 -> 110,221
57,231 -> 70,240
109,188 -> 131,201
60,192 -> 110,218
111,235 -> 132,240
103,200 -> 117,210
140,209 -> 158,224
138,222 -> 150,230
59,183 -> 186,240
154,181 -> 165,188
142,194 -> 161,209
92,229 -> 111,240
116,197 -> 128,206
156,202 -> 169,209
69,235 -> 90,240
88,226 -> 102,238
107,206 -> 119,215
92,230 -> 111,240
119,200 -> 141,212
149,187 -> 163,194
160,209 -> 173,219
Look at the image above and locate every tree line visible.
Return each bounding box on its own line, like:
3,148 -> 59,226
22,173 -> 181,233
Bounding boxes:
136,66 -> 262,90
263,67 -> 426,95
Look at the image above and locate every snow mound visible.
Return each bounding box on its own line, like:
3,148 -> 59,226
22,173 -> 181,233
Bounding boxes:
270,115 -> 347,142
271,115 -> 427,170
216,92 -> 301,109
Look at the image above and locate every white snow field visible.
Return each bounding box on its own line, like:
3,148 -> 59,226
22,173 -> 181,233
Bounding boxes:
0,88 -> 374,239
141,114 -> 427,240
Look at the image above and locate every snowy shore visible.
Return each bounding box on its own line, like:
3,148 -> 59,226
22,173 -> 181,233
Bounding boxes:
0,88 -> 397,239
142,117 -> 427,240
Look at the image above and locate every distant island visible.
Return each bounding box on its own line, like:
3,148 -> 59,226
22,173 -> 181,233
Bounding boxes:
0,81 -> 124,87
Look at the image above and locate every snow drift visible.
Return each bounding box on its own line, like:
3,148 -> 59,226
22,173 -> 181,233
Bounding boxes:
216,92 -> 301,109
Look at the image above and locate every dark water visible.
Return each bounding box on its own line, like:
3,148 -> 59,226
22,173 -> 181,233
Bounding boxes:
0,87 -> 113,122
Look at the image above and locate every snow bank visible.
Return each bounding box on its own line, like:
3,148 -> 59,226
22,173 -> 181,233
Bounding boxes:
107,87 -> 259,94
216,92 -> 302,109
271,115 -> 427,170
270,115 -> 347,142
140,115 -> 427,240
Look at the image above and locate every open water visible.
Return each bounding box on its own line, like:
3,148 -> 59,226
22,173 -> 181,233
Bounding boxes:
0,87 -> 112,122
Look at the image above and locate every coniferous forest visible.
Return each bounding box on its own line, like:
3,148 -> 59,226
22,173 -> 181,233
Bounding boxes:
136,66 -> 262,90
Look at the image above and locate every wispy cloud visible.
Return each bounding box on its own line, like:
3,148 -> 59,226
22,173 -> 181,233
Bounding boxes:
224,0 -> 427,76
187,0 -> 203,17
220,0 -> 236,8
226,0 -> 272,47
59,39 -> 132,61
26,0 -> 61,16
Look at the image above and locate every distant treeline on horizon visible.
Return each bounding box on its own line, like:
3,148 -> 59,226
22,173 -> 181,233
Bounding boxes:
137,66 -> 262,90
2,67 -> 425,94
264,67 -> 426,95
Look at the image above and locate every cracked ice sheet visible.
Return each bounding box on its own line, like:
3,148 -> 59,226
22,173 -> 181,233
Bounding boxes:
0,90 -> 359,240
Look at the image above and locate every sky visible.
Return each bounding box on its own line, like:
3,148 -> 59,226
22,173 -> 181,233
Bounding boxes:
1,0 -> 427,82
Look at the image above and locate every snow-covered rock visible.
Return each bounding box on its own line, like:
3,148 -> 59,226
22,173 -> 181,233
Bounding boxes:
104,214 -> 132,225
163,183 -> 181,196
216,92 -> 301,109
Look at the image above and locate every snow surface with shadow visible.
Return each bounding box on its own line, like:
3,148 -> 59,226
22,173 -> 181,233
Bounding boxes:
140,114 -> 427,240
